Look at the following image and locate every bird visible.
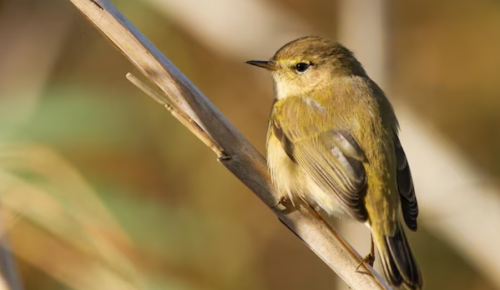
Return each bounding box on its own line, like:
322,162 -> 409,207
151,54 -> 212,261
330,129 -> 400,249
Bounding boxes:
247,36 -> 423,289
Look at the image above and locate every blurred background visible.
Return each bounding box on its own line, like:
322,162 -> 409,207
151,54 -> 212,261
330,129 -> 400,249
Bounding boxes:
0,0 -> 499,289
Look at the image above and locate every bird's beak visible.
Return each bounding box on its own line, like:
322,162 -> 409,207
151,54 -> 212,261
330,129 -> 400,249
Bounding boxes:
246,60 -> 279,71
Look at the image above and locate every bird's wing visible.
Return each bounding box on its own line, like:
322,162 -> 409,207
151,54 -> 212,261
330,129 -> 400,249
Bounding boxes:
394,134 -> 418,231
272,118 -> 368,221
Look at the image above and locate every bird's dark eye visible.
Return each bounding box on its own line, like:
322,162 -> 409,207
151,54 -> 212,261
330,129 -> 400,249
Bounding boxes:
295,62 -> 310,73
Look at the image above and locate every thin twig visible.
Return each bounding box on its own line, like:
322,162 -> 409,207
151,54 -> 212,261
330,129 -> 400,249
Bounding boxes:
66,0 -> 392,289
126,73 -> 227,159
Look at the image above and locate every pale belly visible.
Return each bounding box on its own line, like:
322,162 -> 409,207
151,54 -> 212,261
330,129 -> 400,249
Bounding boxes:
267,134 -> 348,218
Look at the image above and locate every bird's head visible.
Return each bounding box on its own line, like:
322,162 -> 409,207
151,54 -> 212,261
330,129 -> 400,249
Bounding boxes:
247,36 -> 366,99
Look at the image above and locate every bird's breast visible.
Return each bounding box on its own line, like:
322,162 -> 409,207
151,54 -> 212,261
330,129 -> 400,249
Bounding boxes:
267,133 -> 300,201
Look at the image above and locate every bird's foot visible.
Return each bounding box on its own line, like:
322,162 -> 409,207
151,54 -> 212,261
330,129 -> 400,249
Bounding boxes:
272,196 -> 295,214
356,234 -> 375,272
356,253 -> 375,272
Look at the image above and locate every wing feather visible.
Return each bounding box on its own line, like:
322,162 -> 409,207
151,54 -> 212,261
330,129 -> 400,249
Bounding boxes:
292,129 -> 368,221
270,98 -> 369,221
394,134 -> 419,231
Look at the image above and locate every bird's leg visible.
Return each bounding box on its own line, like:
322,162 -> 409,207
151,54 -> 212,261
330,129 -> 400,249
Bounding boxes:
303,204 -> 376,273
356,234 -> 375,272
301,202 -> 376,271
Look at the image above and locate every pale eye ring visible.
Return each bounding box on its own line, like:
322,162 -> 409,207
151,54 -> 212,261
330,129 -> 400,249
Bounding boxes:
295,62 -> 310,73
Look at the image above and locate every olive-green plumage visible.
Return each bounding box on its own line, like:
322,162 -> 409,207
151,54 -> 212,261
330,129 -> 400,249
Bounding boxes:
247,36 -> 422,289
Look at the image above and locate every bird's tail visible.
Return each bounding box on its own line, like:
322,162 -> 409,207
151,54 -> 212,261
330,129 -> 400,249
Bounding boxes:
374,221 -> 423,289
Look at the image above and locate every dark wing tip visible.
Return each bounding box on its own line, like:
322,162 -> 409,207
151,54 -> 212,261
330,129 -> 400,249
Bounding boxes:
402,201 -> 418,231
382,224 -> 423,290
394,134 -> 420,231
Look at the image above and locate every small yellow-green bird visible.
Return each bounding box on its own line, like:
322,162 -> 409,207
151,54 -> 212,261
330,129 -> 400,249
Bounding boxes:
247,36 -> 423,289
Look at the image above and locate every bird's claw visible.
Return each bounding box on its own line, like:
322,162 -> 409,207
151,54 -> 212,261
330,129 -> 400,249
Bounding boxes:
356,253 -> 375,272
272,196 -> 295,214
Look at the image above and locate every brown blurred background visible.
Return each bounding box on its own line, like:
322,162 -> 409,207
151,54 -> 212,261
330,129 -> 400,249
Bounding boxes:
0,0 -> 500,289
